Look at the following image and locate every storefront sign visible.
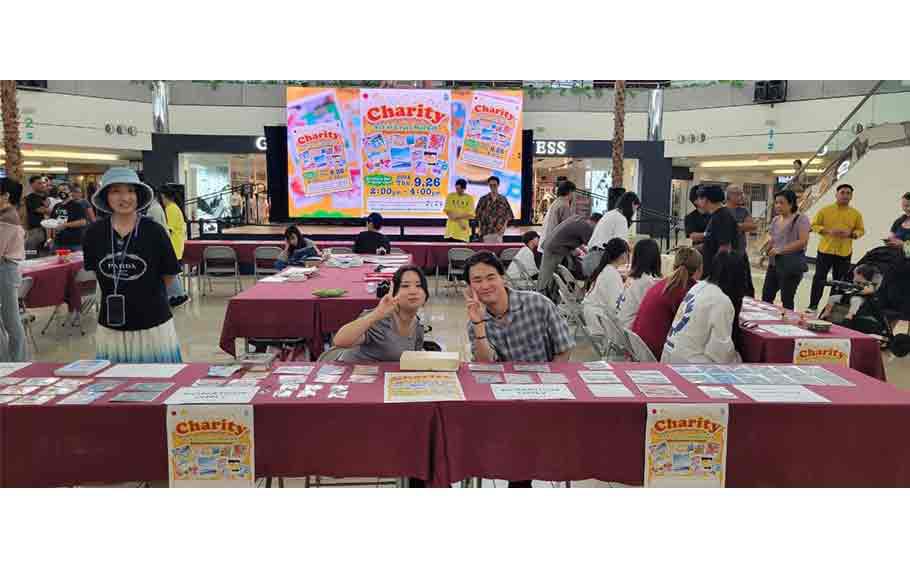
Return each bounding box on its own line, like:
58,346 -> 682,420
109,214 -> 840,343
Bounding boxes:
534,140 -> 568,156
255,136 -> 267,151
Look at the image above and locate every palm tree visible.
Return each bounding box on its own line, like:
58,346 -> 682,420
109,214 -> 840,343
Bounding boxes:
1,81 -> 24,183
611,80 -> 626,188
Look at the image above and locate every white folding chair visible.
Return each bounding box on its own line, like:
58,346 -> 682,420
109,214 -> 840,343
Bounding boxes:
436,247 -> 474,296
552,272 -> 599,353
253,246 -> 283,278
70,269 -> 98,336
624,328 -> 657,362
498,247 -> 521,271
555,264 -> 584,300
594,312 -> 634,361
202,245 -> 242,295
17,276 -> 38,357
505,258 -> 536,291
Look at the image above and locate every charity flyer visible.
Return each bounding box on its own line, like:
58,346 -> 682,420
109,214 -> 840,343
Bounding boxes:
383,371 -> 465,403
166,405 -> 254,487
461,91 -> 521,171
291,121 -> 354,196
793,338 -> 852,368
645,404 -> 729,488
359,89 -> 451,215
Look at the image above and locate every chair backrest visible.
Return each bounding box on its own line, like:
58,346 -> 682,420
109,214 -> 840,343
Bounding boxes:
254,246 -> 283,262
595,312 -> 633,359
552,272 -> 580,308
624,328 -> 657,362
329,246 -> 353,255
203,246 -> 238,262
555,264 -> 579,292
506,257 -> 534,289
318,347 -> 350,362
390,247 -> 406,255
499,247 -> 521,267
448,247 -> 476,263
18,276 -> 34,301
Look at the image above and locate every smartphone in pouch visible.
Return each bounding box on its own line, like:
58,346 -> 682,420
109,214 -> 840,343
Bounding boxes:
106,294 -> 126,327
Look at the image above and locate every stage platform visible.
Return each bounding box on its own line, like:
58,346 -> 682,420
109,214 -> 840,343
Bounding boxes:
212,223 -> 541,242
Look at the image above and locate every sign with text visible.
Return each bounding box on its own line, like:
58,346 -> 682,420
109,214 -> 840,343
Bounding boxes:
645,404 -> 728,488
793,338 -> 851,368
167,405 -> 255,488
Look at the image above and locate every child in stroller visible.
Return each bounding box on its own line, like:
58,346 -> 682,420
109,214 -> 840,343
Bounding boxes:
820,264 -> 879,327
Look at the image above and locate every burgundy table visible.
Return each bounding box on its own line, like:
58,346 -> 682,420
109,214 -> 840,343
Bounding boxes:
0,362 -> 443,487
739,300 -> 886,380
20,257 -> 84,312
437,362 -> 910,487
219,263 -> 382,359
183,239 -> 520,271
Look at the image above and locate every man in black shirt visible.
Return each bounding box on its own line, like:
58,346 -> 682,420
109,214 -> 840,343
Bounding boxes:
49,189 -> 89,251
684,185 -> 710,251
353,212 -> 392,254
24,175 -> 50,253
697,185 -> 740,278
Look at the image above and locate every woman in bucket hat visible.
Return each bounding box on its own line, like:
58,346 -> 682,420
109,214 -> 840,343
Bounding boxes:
81,167 -> 183,363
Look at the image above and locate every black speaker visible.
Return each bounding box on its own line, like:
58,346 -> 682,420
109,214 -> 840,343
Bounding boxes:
754,81 -> 788,104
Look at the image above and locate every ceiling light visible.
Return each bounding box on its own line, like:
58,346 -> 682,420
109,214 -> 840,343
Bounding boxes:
23,166 -> 68,173
0,149 -> 121,161
772,169 -> 824,174
0,160 -> 42,166
698,158 -> 814,168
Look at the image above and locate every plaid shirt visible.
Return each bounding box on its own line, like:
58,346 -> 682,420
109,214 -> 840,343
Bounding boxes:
468,288 -> 575,362
475,193 -> 514,236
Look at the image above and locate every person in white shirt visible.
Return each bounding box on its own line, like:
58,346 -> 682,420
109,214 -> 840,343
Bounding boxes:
582,238 -> 630,335
584,192 -> 640,276
538,181 -> 576,252
616,238 -> 663,328
506,230 -> 540,283
661,251 -> 747,364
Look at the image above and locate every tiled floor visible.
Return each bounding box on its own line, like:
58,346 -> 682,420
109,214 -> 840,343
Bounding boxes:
18,259 -> 909,489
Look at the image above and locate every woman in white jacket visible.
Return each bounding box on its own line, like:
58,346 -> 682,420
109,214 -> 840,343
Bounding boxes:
661,251 -> 747,364
616,238 -> 662,328
584,192 -> 640,277
582,238 -> 630,335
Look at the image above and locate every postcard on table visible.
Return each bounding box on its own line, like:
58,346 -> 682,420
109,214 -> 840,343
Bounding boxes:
698,386 -> 738,400
110,391 -> 165,403
384,372 -> 465,403
587,384 -> 635,398
0,362 -> 32,377
98,364 -> 187,379
638,384 -> 687,398
733,385 -> 831,403
579,371 -> 621,384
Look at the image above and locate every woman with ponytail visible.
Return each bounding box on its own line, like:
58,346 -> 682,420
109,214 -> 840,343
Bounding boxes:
630,246 -> 703,359
582,237 -> 630,335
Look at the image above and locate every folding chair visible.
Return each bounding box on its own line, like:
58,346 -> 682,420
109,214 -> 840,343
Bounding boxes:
624,328 -> 657,362
202,246 -> 242,295
595,312 -> 634,361
505,258 -> 536,291
498,247 -> 521,272
70,269 -> 98,336
555,264 -> 584,300
552,272 -> 600,353
17,276 -> 38,357
436,247 -> 474,296
253,246 -> 283,278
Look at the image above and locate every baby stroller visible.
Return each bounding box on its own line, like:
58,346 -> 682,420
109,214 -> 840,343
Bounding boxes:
826,246 -> 910,357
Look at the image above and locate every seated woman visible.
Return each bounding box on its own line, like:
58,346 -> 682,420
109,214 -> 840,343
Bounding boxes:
886,192 -> 910,248
275,226 -> 320,270
333,265 -> 429,363
661,251 -> 746,364
582,238 -> 630,335
631,246 -> 702,359
616,238 -> 662,328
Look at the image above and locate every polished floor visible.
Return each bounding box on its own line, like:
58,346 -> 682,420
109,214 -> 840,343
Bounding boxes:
18,256 -> 910,489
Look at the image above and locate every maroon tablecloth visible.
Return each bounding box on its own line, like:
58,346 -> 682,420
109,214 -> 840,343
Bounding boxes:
219,263 -> 381,358
437,362 -> 910,487
20,258 -> 84,312
183,239 -> 520,271
739,299 -> 886,380
0,362 -> 443,487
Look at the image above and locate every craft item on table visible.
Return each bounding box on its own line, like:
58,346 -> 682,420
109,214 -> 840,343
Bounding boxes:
0,385 -> 39,396
328,385 -> 350,399
579,371 -> 621,384
352,365 -> 379,375
637,384 -> 687,398
240,353 -> 277,371
127,382 -> 176,392
9,395 -> 56,406
400,351 -> 460,371
473,373 -> 504,384
297,384 -> 324,398
163,387 -> 259,405
207,365 -> 243,378
277,375 -> 310,385
110,391 -> 165,403
583,361 -> 613,370
312,288 -> 348,298
347,375 -> 377,383
193,379 -> 228,387
504,373 -> 535,384
0,362 -> 32,377
587,383 -> 635,398
513,364 -> 551,372
468,363 -> 505,372
318,364 -> 346,375
19,377 -> 59,387
57,391 -> 107,405
273,384 -> 299,399
54,360 -> 111,377
698,386 -> 738,400
756,324 -> 818,337
626,371 -> 672,385
227,379 -> 261,388
538,373 -> 570,384
0,395 -> 21,404
314,374 -> 342,384
274,365 -> 315,375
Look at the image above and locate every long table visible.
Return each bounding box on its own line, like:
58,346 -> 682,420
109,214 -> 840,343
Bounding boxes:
20,257 -> 84,312
739,298 -> 886,380
183,239 -> 519,271
219,263 -> 382,359
3,362 -> 910,488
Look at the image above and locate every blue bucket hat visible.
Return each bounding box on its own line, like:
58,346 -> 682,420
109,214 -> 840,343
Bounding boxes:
92,167 -> 154,214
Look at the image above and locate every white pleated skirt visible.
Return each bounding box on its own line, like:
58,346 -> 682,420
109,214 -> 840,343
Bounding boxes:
95,318 -> 183,364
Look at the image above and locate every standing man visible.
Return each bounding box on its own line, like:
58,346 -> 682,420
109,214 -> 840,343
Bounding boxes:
792,159 -> 806,193
807,183 -> 865,315
726,186 -> 756,296
538,180 -> 576,251
24,175 -> 50,254
443,178 -> 475,242
697,185 -> 740,278
474,176 -> 514,243
48,188 -> 89,252
538,213 -> 602,299
684,185 -> 710,253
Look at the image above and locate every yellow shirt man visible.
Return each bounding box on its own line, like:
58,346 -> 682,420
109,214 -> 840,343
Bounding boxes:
811,203 -> 865,257
444,185 -> 475,242
164,201 -> 186,260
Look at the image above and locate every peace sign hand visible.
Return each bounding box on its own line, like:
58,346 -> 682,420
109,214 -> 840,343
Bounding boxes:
463,287 -> 485,323
375,290 -> 399,318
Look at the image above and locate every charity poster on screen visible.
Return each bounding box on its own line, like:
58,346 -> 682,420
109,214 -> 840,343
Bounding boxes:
286,87 -> 523,219
644,404 -> 729,488
166,404 -> 255,488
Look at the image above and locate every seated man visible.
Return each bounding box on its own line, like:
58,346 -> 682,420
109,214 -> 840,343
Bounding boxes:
353,212 -> 392,254
505,230 -> 541,283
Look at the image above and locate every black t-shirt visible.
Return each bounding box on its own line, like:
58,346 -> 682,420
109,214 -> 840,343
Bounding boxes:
353,230 -> 391,254
684,210 -> 710,237
25,192 -> 49,229
702,207 -> 740,277
83,216 -> 180,331
51,201 -> 88,246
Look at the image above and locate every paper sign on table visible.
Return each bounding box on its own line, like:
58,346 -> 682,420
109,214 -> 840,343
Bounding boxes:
645,404 -> 729,487
490,384 -> 575,400
733,385 -> 830,403
587,383 -> 635,398
384,372 -> 465,403
167,404 -> 254,487
793,338 -> 851,368
757,324 -> 817,338
164,387 -> 259,405
98,364 -> 187,379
